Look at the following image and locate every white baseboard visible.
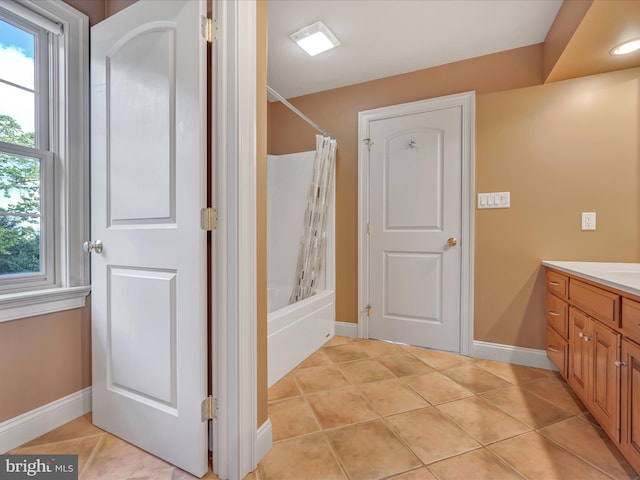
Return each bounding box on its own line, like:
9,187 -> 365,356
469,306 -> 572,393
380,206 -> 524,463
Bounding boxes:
0,387 -> 92,454
335,321 -> 358,338
471,340 -> 556,370
255,418 -> 272,464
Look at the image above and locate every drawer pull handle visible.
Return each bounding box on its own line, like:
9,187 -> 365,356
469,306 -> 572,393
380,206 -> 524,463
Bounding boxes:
615,360 -> 627,367
548,311 -> 560,316
578,331 -> 585,338
549,281 -> 560,286
548,345 -> 560,353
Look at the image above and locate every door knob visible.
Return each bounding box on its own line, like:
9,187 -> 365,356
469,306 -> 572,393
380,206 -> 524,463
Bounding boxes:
447,237 -> 457,247
83,240 -> 103,254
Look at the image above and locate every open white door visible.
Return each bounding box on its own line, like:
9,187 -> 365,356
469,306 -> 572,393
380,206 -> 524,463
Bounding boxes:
89,0 -> 208,476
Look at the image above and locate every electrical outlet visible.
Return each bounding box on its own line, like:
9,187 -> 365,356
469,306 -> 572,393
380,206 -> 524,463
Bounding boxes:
582,212 -> 596,231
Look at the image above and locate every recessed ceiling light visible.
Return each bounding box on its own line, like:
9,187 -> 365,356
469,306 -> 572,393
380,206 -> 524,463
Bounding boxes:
290,21 -> 340,57
610,38 -> 640,56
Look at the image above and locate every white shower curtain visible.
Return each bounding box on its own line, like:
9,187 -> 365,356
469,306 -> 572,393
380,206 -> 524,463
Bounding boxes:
290,135 -> 337,304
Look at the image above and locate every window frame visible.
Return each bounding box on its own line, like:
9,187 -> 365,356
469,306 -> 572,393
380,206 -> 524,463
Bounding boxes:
0,0 -> 90,322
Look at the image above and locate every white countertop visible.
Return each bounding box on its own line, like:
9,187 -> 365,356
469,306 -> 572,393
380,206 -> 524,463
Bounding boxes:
542,261 -> 640,298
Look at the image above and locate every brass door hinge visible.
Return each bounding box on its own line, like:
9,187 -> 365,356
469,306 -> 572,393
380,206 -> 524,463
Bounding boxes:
367,223 -> 371,235
201,16 -> 215,43
201,395 -> 218,421
201,207 -> 218,231
363,138 -> 374,152
366,304 -> 372,317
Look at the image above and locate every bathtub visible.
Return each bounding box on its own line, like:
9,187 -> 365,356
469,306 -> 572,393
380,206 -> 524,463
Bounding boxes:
267,289 -> 335,387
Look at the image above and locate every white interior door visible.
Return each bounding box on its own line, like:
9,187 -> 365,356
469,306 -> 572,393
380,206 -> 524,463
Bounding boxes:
89,0 -> 208,476
367,103 -> 463,352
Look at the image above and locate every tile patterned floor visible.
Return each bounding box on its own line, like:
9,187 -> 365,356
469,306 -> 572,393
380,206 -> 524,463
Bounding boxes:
10,335 -> 640,480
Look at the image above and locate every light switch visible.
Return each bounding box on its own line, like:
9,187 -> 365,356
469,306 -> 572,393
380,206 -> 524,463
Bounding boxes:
582,212 -> 596,230
478,192 -> 510,209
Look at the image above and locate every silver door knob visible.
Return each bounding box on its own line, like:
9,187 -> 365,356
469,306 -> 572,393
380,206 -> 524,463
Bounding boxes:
83,240 -> 103,254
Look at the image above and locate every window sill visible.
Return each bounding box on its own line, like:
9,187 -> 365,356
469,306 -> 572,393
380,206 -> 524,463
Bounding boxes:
0,286 -> 91,323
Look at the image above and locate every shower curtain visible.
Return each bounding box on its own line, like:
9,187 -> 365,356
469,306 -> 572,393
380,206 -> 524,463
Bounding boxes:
290,135 -> 337,304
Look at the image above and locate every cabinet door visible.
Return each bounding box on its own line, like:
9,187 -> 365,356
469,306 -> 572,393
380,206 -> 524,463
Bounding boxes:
621,339 -> 640,474
590,321 -> 621,442
568,307 -> 590,404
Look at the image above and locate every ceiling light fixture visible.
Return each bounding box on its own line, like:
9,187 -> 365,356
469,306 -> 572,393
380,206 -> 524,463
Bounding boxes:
290,21 -> 340,57
610,38 -> 640,56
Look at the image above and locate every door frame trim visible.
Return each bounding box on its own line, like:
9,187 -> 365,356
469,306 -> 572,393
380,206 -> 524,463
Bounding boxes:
357,92 -> 475,356
212,0 -> 259,478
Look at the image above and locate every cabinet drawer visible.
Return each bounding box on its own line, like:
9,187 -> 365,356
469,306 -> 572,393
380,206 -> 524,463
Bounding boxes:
569,279 -> 620,327
546,293 -> 568,338
546,326 -> 568,378
622,298 -> 640,345
547,270 -> 568,299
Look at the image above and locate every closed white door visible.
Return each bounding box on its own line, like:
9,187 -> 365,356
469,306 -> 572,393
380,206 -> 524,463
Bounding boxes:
89,0 -> 209,476
367,105 -> 463,352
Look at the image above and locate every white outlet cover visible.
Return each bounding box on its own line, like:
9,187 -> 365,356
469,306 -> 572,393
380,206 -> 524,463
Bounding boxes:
581,212 -> 596,230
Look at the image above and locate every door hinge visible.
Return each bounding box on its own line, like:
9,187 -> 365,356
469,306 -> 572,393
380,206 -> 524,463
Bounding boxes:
363,138 -> 374,152
201,395 -> 217,421
201,207 -> 218,231
367,223 -> 371,234
201,16 -> 215,43
366,304 -> 372,317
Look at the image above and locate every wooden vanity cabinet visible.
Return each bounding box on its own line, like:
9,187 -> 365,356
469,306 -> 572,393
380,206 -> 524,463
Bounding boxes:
621,338 -> 640,474
545,273 -> 569,378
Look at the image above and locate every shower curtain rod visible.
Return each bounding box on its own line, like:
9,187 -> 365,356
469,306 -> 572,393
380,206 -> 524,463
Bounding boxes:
267,85 -> 332,138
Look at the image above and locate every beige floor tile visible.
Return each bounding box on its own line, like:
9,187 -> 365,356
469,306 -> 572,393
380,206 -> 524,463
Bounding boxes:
326,420 -> 421,480
323,335 -> 358,347
293,364 -> 350,393
377,353 -> 435,377
428,449 -> 523,480
295,348 -> 331,369
389,467 -> 438,479
338,358 -> 395,384
481,386 -> 574,429
80,434 -> 174,479
386,407 -> 481,464
474,359 -> 547,385
258,433 -> 346,480
403,346 -> 473,370
520,377 -> 587,415
17,413 -> 104,448
306,385 -> 380,429
12,434 -> 103,475
171,466 -> 220,479
539,416 -> 636,479
323,343 -> 371,363
267,374 -> 301,402
358,339 -> 405,357
442,364 -> 511,394
489,431 -> 613,480
402,372 -> 474,405
268,396 -> 320,441
436,396 -> 531,445
359,378 -> 430,416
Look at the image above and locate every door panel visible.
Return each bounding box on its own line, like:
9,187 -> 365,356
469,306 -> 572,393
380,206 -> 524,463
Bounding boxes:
369,106 -> 461,351
90,1 -> 208,476
568,307 -> 589,403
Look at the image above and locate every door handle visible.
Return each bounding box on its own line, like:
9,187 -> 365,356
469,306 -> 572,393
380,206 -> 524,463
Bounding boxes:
83,240 -> 103,254
447,237 -> 457,247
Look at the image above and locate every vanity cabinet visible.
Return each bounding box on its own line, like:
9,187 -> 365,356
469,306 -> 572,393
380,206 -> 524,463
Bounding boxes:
544,267 -> 640,470
567,306 -> 620,441
621,337 -> 640,473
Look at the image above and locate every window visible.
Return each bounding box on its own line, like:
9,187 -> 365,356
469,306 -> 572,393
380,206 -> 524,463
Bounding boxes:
0,1 -> 89,321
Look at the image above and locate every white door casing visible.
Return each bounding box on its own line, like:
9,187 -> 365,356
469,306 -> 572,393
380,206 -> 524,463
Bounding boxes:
90,0 -> 209,476
358,92 -> 475,355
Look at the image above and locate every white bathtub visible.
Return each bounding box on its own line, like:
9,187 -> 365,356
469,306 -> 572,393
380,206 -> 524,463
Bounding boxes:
267,289 -> 335,387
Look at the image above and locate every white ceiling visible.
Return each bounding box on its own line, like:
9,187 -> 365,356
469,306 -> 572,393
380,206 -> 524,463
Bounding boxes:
267,0 -> 563,99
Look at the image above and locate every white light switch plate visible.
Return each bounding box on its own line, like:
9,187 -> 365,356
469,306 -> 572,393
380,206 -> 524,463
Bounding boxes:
582,212 -> 596,230
478,192 -> 510,209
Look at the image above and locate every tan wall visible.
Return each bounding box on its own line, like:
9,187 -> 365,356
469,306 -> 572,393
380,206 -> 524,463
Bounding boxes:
270,44 -> 543,325
269,48 -> 640,350
0,301 -> 91,423
256,0 -> 268,428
